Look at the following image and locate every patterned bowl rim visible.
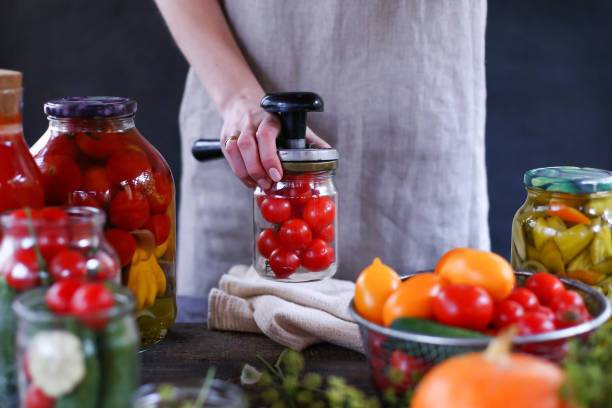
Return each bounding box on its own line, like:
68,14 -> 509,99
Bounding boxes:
349,270 -> 611,347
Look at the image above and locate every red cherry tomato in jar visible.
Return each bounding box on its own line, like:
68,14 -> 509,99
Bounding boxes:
144,214 -> 171,245
316,224 -> 335,243
432,284 -> 494,331
260,197 -> 292,224
507,287 -> 540,311
257,229 -> 280,258
75,131 -> 123,160
45,278 -> 84,314
281,179 -> 313,214
516,311 -> 556,336
301,239 -> 335,272
109,189 -> 150,230
104,229 -> 137,267
49,250 -> 87,281
80,166 -> 112,207
279,219 -> 312,250
524,272 -> 566,306
303,197 -> 335,232
388,350 -> 427,391
86,251 -> 120,281
148,172 -> 173,214
70,282 -> 115,330
37,227 -> 69,263
4,248 -> 41,292
493,299 -> 525,328
269,247 -> 300,278
40,134 -> 78,157
106,148 -> 152,186
25,385 -> 55,408
36,154 -> 83,205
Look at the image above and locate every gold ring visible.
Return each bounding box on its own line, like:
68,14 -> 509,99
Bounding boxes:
224,132 -> 240,148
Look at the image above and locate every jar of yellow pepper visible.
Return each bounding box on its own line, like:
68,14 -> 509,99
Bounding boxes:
512,167 -> 612,294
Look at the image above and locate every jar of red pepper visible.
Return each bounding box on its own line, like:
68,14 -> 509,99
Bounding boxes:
31,97 -> 176,346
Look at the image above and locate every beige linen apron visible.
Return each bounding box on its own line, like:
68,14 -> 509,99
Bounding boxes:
177,0 -> 490,299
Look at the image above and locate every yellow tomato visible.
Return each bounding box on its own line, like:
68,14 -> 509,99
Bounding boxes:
435,248 -> 515,301
382,273 -> 444,326
354,258 -> 401,325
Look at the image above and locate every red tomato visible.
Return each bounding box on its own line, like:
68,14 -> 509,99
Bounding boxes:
45,278 -> 84,314
49,250 -> 87,281
144,214 -> 171,245
37,226 -> 69,263
105,229 -> 137,267
269,247 -> 300,278
524,272 -> 566,306
279,219 -> 312,250
36,155 -> 83,205
106,148 -> 152,186
25,385 -> 55,408
432,284 -> 494,331
69,190 -> 102,208
109,189 -> 150,230
70,283 -> 115,330
5,248 -> 41,292
367,332 -> 387,358
75,131 -> 123,159
317,224 -> 335,243
532,305 -> 556,322
388,350 -> 427,391
42,134 -> 78,157
257,229 -> 280,258
516,311 -> 556,336
260,197 -> 292,224
40,208 -> 68,222
553,303 -> 588,329
549,290 -> 585,312
88,251 -> 119,281
80,166 -> 112,207
301,239 -> 335,272
281,179 -> 313,215
148,172 -> 173,214
507,288 -> 540,311
303,197 -> 335,232
493,299 -> 525,328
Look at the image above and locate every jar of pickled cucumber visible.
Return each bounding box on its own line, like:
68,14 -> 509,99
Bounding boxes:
511,167 -> 612,294
32,97 -> 177,346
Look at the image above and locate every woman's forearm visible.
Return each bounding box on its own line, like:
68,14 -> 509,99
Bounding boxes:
154,0 -> 263,114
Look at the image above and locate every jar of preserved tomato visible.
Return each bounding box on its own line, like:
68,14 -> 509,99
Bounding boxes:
0,206 -> 120,406
512,167 -> 612,294
0,69 -> 44,214
32,97 -> 176,346
253,93 -> 338,281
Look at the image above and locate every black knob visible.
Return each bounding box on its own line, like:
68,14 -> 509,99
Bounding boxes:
192,139 -> 223,161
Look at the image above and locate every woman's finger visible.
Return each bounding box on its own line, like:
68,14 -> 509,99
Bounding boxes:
238,118 -> 271,190
220,129 -> 254,187
305,127 -> 331,148
256,113 -> 282,182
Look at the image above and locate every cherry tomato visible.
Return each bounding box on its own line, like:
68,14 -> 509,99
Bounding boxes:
105,229 -> 137,267
87,251 -> 119,281
144,213 -> 171,245
301,238 -> 335,272
109,189 -> 150,230
25,385 -> 55,408
40,207 -> 68,222
493,299 -> 525,328
316,224 -> 335,243
382,273 -> 444,326
281,179 -> 313,215
80,166 -> 112,207
106,148 -> 152,186
5,248 -> 41,292
69,190 -> 102,208
279,219 -> 312,250
303,197 -> 335,232
354,258 -> 401,325
268,247 -> 300,278
516,311 -> 556,336
367,332 -> 387,358
257,229 -> 280,258
45,278 -> 84,314
432,284 -> 494,331
553,302 -> 588,329
36,155 -> 83,205
70,282 -> 115,330
532,305 -> 556,322
524,272 -> 566,306
388,350 -> 427,391
75,131 -> 123,159
507,288 -> 540,311
37,226 -> 69,263
549,290 -> 585,311
41,134 -> 78,157
148,172 -> 173,214
49,250 -> 87,281
260,197 -> 292,224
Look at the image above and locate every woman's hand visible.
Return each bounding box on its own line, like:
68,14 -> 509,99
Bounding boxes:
220,93 -> 330,189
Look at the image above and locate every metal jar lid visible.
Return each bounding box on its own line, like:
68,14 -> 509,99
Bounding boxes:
279,148 -> 338,172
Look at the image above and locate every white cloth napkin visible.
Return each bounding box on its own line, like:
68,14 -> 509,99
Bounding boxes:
208,265 -> 363,352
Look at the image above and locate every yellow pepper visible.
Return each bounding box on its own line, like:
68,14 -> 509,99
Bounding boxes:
532,217 -> 557,249
539,240 -> 565,273
553,224 -> 594,263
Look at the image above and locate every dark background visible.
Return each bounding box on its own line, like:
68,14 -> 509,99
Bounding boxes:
1,0 -> 610,257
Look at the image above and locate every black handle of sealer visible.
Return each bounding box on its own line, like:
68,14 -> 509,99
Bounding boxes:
192,139 -> 224,161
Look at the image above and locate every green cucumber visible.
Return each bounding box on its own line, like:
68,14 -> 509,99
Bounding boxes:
0,279 -> 17,404
97,316 -> 139,408
55,324 -> 100,408
391,318 -> 488,339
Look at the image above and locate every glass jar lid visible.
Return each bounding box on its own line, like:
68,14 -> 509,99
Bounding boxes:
44,96 -> 137,118
524,166 -> 612,194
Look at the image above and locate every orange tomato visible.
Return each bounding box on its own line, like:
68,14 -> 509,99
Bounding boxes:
354,258 -> 401,325
435,248 -> 515,301
382,273 -> 444,326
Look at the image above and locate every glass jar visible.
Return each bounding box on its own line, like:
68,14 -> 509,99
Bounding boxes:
133,380 -> 248,408
0,206 -> 120,406
254,168 -> 338,281
0,69 -> 44,214
512,167 -> 612,294
13,283 -> 139,408
32,97 -> 177,346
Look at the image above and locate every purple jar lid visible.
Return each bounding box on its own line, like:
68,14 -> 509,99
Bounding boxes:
44,96 -> 137,118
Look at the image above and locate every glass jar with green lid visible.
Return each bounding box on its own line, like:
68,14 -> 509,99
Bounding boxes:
512,166 -> 612,294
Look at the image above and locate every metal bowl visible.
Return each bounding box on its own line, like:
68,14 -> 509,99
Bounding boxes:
349,271 -> 611,395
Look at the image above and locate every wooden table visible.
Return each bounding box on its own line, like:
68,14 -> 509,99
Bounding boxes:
141,324 -> 373,393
